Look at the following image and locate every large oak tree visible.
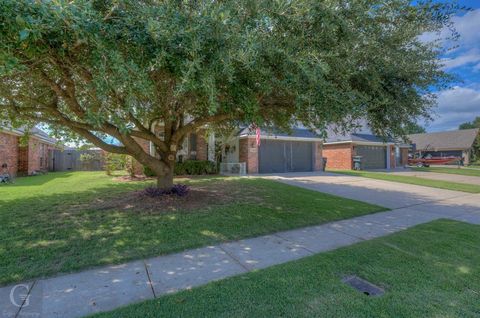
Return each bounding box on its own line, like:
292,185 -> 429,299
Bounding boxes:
0,0 -> 460,188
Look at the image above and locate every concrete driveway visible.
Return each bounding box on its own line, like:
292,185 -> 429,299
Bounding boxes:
262,171 -> 479,211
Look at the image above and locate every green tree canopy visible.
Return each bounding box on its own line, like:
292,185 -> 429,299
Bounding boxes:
459,117 -> 480,130
404,122 -> 427,134
0,0 -> 460,187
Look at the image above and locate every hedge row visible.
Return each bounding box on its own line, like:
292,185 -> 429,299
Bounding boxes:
143,160 -> 217,176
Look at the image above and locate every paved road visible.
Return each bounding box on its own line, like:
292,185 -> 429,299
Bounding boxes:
2,172 -> 479,318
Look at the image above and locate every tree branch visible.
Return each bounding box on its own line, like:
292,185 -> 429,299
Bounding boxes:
70,127 -> 129,154
171,113 -> 231,142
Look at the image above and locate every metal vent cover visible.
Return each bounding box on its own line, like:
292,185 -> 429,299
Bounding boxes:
342,275 -> 385,297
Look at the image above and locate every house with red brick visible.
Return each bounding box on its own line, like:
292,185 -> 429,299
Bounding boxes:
221,127 -> 324,174
134,125 -> 323,175
0,126 -> 57,177
322,127 -> 410,170
136,123 -> 409,175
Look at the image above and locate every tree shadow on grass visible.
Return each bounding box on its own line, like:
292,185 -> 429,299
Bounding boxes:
0,178 -> 278,285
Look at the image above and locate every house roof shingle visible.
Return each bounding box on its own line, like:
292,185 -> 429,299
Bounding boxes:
324,125 -> 395,144
0,126 -> 57,145
407,128 -> 479,151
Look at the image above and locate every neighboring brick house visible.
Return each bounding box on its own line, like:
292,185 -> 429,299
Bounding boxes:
0,127 -> 57,176
322,126 -> 410,170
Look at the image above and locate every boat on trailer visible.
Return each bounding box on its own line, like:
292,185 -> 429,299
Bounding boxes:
408,143 -> 461,167
408,156 -> 460,167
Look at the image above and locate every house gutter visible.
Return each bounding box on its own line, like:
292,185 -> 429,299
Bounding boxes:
238,134 -> 324,142
324,140 -> 395,146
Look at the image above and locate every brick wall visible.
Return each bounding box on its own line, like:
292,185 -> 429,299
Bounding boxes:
322,143 -> 353,170
314,142 -> 323,171
0,132 -> 19,176
27,138 -> 53,174
18,146 -> 28,174
239,137 -> 258,174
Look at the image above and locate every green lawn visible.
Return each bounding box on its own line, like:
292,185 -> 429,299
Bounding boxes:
92,220 -> 480,318
0,171 -> 385,286
413,166 -> 480,177
330,170 -> 480,193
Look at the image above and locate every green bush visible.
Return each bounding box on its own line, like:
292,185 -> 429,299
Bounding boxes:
143,160 -> 217,177
143,165 -> 157,177
175,160 -> 217,175
104,153 -> 127,175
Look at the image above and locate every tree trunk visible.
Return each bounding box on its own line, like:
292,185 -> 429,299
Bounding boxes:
155,154 -> 176,190
157,168 -> 173,189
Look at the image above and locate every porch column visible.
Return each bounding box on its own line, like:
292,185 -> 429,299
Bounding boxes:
386,145 -> 391,170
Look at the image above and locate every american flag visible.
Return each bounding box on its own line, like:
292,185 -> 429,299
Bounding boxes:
255,127 -> 261,147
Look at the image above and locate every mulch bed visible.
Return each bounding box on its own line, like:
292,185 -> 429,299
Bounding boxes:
112,175 -> 155,182
81,180 -> 262,214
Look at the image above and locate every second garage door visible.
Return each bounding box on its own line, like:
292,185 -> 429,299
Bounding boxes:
355,145 -> 386,169
258,140 -> 313,173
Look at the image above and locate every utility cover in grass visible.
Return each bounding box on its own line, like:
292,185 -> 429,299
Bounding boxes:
342,275 -> 385,296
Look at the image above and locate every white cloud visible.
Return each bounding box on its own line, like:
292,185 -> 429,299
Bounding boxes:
422,10 -> 480,49
450,9 -> 480,46
441,50 -> 480,70
419,9 -> 480,131
428,86 -> 480,131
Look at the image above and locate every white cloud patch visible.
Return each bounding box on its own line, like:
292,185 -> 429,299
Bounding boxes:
428,86 -> 480,131
421,9 -> 480,71
441,49 -> 480,70
419,9 -> 480,131
422,10 -> 480,48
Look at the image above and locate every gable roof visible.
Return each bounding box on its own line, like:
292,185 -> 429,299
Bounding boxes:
0,126 -> 57,145
407,129 -> 479,151
324,125 -> 395,144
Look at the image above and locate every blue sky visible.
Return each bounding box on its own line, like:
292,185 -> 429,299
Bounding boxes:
422,0 -> 480,131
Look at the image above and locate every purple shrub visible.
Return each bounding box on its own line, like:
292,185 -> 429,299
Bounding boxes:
142,186 -> 165,198
141,184 -> 190,198
171,184 -> 190,197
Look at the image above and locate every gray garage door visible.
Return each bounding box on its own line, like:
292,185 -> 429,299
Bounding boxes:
355,145 -> 386,169
258,140 -> 313,173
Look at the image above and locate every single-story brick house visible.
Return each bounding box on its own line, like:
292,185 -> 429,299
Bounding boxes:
221,127 -> 324,174
135,126 -> 323,175
136,124 -> 411,174
0,126 -> 57,176
322,128 -> 410,170
408,128 -> 479,165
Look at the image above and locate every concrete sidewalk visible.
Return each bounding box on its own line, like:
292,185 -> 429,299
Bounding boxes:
2,175 -> 480,318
